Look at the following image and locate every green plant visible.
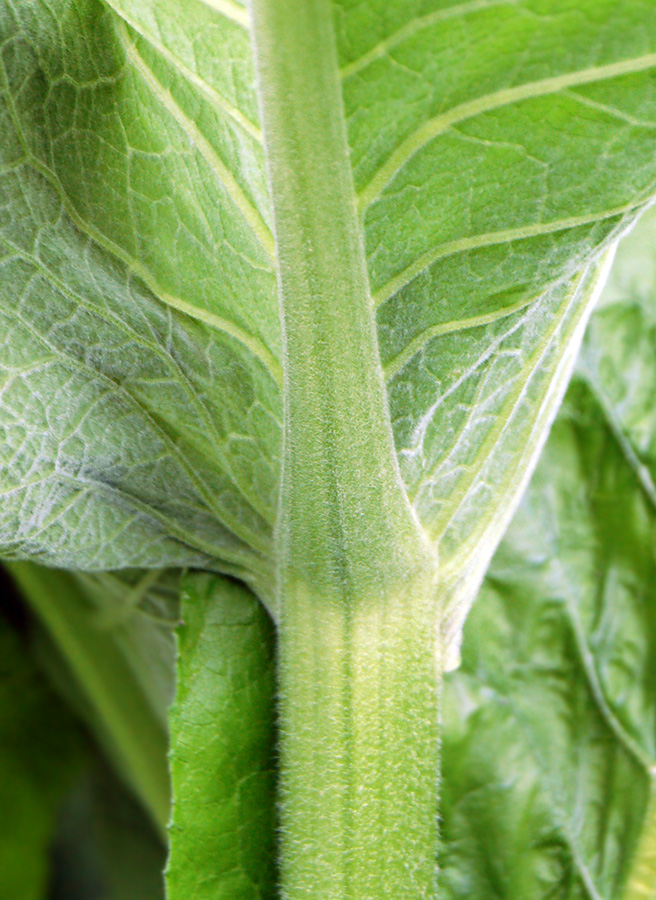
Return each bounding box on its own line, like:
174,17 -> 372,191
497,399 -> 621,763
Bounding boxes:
1,0 -> 656,897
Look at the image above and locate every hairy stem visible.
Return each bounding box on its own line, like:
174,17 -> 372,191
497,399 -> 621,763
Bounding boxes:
623,773 -> 656,900
279,579 -> 441,898
250,0 -> 441,895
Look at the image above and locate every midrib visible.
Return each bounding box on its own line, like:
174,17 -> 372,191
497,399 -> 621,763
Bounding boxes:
249,0 -> 424,568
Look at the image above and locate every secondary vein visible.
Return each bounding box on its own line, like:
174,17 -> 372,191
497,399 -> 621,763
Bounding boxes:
195,0 -> 249,28
359,52 -> 656,211
373,202 -> 641,308
0,54 -> 282,386
117,22 -> 275,258
109,7 -> 262,140
340,0 -> 520,80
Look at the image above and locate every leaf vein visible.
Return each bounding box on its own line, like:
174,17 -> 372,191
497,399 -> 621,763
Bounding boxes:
373,203 -> 640,308
108,8 -> 262,140
0,59 -> 282,385
1,302 -> 270,554
584,377 -> 656,513
359,52 -> 656,210
340,0 -> 521,80
116,22 -> 274,257
0,236 -> 277,519
194,0 -> 249,28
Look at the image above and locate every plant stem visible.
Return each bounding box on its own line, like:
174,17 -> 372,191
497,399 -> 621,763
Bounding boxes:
623,772 -> 656,899
250,0 -> 441,895
279,580 -> 441,898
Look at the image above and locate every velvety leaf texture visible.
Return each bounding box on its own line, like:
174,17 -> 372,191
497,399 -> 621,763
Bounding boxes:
2,0 -> 656,628
3,2 -> 656,896
440,206 -> 656,900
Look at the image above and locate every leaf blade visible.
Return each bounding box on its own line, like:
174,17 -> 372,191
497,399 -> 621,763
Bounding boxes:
440,205 -> 656,898
8,562 -> 175,835
167,572 -> 277,900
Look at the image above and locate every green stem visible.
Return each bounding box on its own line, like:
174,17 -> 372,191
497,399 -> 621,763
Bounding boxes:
279,581 -> 441,898
623,773 -> 656,899
250,0 -> 441,895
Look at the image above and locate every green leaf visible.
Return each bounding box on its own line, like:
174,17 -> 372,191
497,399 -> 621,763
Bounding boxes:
0,602 -> 84,900
50,762 -> 167,900
0,0 -> 279,600
167,572 -> 277,900
440,205 -> 656,899
3,2 -> 656,896
8,562 -> 176,835
2,0 -> 656,638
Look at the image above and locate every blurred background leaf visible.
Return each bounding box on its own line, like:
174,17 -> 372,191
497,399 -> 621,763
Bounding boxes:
0,569 -> 84,900
0,565 -> 169,899
440,205 -> 656,899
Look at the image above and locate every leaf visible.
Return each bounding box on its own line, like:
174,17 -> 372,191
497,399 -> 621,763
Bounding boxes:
167,572 -> 277,900
50,761 -> 167,900
440,205 -> 656,899
2,0 -> 656,648
0,592 -> 85,900
0,0 -> 279,600
8,562 -> 176,835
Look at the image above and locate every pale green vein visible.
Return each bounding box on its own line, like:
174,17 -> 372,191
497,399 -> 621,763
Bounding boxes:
566,90 -> 656,130
0,473 -> 61,499
194,0 -> 249,28
93,568 -> 166,629
0,154 -> 29,174
419,265 -> 597,555
568,837 -> 606,900
557,820 -> 605,900
108,8 -> 262,140
552,537 -> 656,898
585,377 -> 656,513
4,302 -> 271,555
502,691 -> 606,900
11,484 -> 92,547
373,203 -> 640,307
384,294 -> 537,380
118,23 -> 275,257
359,52 -> 656,210
0,355 -> 55,379
84,571 -> 180,628
51,472 -> 262,575
1,239 -> 277,519
0,57 -> 282,387
340,0 -> 519,80
7,175 -> 280,383
149,289 -> 282,385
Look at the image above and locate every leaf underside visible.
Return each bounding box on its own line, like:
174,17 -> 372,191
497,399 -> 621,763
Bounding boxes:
1,0 -> 656,617
441,205 -> 656,900
2,4 -> 656,898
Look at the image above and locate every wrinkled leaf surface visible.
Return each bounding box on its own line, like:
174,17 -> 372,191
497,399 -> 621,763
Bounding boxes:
441,205 -> 656,900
